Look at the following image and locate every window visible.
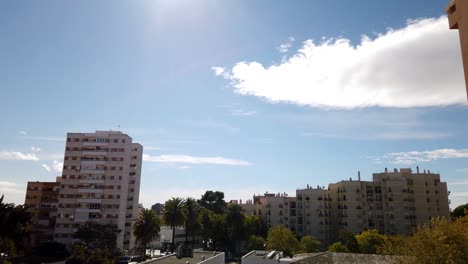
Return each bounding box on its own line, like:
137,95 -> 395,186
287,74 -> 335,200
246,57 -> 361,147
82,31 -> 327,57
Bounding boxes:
114,139 -> 118,143
122,139 -> 126,143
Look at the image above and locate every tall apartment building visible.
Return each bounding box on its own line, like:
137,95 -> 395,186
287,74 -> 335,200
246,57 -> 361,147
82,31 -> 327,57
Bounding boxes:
447,0 -> 468,98
241,168 -> 450,244
54,131 -> 143,250
24,178 -> 61,248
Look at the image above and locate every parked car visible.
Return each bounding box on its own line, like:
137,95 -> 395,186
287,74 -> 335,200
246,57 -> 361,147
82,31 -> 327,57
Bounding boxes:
118,256 -> 138,264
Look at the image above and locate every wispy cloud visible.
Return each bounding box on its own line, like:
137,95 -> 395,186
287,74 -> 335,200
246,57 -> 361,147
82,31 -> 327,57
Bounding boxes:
375,131 -> 450,140
31,147 -> 41,152
41,164 -> 51,172
230,109 -> 257,117
379,148 -> 468,164
143,154 -> 252,166
52,160 -> 63,173
278,36 -> 295,53
18,131 -> 27,136
214,16 -> 466,108
0,151 -> 39,161
456,168 -> 468,173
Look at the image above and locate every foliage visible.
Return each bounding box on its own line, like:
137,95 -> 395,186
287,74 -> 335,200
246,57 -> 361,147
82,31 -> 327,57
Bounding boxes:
376,235 -> 406,255
0,195 -> 31,253
183,197 -> 201,243
355,229 -> 387,254
451,203 -> 468,219
299,235 -> 322,253
247,235 -> 265,251
35,241 -> 69,258
73,222 -> 121,251
403,216 -> 468,264
328,242 -> 349,253
338,229 -> 360,253
66,243 -> 118,264
265,225 -> 299,257
198,191 -> 227,214
163,197 -> 185,251
0,238 -> 17,257
244,215 -> 267,238
133,208 -> 161,256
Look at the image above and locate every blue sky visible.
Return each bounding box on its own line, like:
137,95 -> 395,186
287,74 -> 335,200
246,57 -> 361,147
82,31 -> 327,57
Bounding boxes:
1,0 -> 468,209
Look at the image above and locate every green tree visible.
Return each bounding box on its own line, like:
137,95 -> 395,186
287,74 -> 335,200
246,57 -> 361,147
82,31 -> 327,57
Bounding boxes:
198,191 -> 227,214
244,215 -> 267,238
183,197 -> 201,243
328,242 -> 349,253
211,213 -> 227,251
73,222 -> 121,251
451,203 -> 468,219
66,243 -> 118,264
355,229 -> 387,254
0,238 -> 17,257
338,229 -> 360,253
225,204 -> 246,255
247,235 -> 265,251
299,235 -> 322,253
0,195 -> 31,253
404,216 -> 468,264
266,225 -> 299,257
163,197 -> 185,252
133,208 -> 161,257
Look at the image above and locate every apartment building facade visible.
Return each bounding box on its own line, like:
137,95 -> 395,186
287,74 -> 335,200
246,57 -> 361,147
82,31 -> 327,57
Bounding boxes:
54,131 -> 142,250
241,168 -> 450,243
447,0 -> 468,98
24,178 -> 61,248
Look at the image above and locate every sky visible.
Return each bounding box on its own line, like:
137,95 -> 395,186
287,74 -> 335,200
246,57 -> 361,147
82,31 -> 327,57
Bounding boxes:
1,0 -> 468,209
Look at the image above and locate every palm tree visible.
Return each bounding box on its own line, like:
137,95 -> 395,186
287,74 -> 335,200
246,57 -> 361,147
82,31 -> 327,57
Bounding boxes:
133,208 -> 161,257
163,197 -> 185,252
183,198 -> 200,244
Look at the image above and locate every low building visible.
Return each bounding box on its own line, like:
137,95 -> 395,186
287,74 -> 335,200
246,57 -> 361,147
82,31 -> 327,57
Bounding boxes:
147,251 -> 225,264
24,178 -> 61,248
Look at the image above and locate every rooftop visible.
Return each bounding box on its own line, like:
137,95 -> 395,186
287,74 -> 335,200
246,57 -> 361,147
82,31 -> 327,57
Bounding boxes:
147,252 -> 221,264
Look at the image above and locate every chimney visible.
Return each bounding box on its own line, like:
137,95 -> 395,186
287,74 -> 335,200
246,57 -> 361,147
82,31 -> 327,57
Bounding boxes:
240,199 -> 242,204
417,166 -> 419,174
428,170 -> 431,174
394,168 -> 398,173
385,168 -> 388,173
358,171 -> 361,181
350,177 -> 352,181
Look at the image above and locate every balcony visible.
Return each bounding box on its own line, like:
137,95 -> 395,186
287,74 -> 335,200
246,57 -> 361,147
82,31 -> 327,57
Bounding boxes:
82,151 -> 107,156
78,188 -> 104,193
75,208 -> 101,213
81,160 -> 106,165
77,198 -> 102,203
80,169 -> 105,174
79,179 -> 104,184
83,142 -> 108,147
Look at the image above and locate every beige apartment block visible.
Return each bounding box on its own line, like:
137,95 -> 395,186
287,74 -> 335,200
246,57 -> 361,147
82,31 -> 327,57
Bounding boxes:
54,131 -> 142,250
24,178 -> 61,248
245,193 -> 295,231
447,0 -> 468,98
241,168 -> 450,243
372,168 -> 450,235
296,185 -> 332,242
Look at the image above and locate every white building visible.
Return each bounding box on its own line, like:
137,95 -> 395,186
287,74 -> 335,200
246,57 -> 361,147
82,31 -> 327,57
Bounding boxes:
54,131 -> 142,250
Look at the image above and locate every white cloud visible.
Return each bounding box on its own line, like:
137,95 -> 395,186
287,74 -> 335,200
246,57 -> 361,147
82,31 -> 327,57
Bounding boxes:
18,131 -> 27,136
52,160 -> 63,173
381,148 -> 468,164
456,168 -> 468,173
278,37 -> 295,53
41,164 -> 51,172
449,191 -> 468,208
31,147 -> 41,152
0,151 -> 39,161
143,154 -> 251,166
214,16 -> 467,108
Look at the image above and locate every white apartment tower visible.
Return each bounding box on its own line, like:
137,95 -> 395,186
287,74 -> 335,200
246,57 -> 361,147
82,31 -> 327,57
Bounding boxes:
54,131 -> 142,250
